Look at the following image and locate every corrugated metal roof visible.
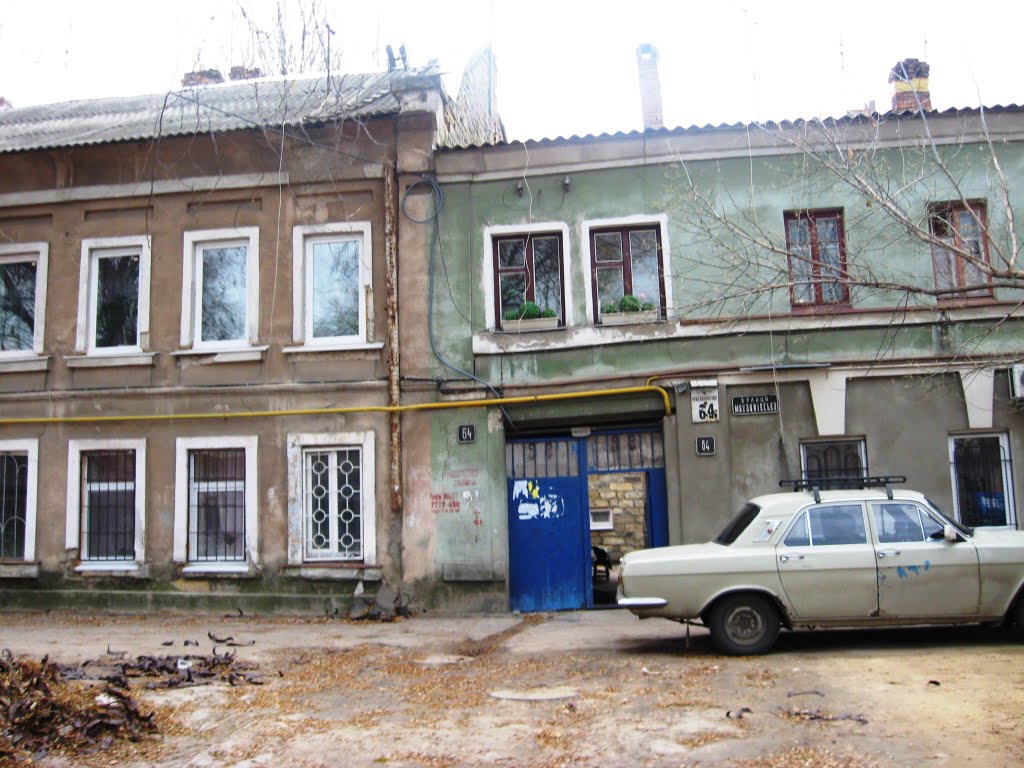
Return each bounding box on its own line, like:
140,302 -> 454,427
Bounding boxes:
438,104 -> 1024,151
0,66 -> 442,154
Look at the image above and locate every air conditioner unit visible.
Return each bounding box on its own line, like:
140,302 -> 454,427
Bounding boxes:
1010,364 -> 1024,401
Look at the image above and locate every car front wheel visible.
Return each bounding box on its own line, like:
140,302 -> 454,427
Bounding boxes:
708,594 -> 780,655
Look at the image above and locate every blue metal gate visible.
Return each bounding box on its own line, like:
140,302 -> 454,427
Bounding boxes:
507,429 -> 667,612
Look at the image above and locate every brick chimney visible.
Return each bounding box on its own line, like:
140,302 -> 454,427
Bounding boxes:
636,44 -> 664,130
181,68 -> 225,88
889,58 -> 931,112
229,65 -> 265,81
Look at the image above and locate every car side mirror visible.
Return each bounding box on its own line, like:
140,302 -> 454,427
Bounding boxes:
943,524 -> 959,543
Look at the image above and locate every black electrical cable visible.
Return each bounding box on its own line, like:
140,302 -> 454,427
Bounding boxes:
401,175 -> 508,410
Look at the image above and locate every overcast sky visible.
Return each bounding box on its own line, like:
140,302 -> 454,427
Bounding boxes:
1,1 -> 1021,140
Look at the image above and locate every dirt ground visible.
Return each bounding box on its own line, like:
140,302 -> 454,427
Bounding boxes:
1,608 -> 1023,768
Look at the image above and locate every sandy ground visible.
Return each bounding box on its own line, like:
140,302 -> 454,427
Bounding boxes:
1,609 -> 1023,768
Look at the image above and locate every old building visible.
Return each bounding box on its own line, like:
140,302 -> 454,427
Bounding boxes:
0,59 -> 500,611
404,56 -> 1024,612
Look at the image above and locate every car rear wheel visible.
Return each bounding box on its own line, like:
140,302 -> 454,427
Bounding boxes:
709,594 -> 780,655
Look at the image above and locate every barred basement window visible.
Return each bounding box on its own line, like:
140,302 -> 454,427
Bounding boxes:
800,439 -> 867,481
304,447 -> 363,560
80,450 -> 136,561
0,452 -> 29,559
188,448 -> 246,562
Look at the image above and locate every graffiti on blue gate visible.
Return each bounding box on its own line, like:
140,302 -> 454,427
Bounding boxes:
512,480 -> 566,521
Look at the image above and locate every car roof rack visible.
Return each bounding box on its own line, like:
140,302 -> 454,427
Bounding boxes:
778,475 -> 907,503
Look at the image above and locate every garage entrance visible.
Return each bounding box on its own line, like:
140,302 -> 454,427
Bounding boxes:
506,429 -> 667,612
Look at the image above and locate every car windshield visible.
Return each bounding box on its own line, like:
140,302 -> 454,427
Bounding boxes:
714,503 -> 761,545
925,497 -> 974,537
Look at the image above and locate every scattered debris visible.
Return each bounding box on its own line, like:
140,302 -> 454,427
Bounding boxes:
344,583 -> 416,622
160,640 -> 174,647
453,615 -> 544,658
106,644 -> 128,658
928,680 -> 941,686
183,639 -> 199,647
0,652 -> 156,762
780,707 -> 869,725
787,689 -> 826,697
58,652 -> 264,690
727,707 -> 753,719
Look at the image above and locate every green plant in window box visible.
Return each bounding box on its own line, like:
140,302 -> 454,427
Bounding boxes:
504,301 -> 558,330
602,295 -> 660,325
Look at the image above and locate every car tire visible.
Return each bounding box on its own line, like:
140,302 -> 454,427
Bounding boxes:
709,594 -> 780,655
1013,597 -> 1024,638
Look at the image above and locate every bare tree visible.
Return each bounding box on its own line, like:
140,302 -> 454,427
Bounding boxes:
234,0 -> 343,77
667,109 -> 1024,354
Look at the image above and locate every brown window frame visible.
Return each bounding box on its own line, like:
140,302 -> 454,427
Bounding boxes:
491,233 -> 566,329
783,209 -> 849,309
928,201 -> 992,300
589,224 -> 666,322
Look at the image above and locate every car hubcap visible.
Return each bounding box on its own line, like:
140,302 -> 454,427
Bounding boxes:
725,606 -> 764,645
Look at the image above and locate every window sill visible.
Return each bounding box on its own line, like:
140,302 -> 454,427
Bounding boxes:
65,353 -> 157,368
75,561 -> 149,578
0,356 -> 51,373
172,346 -> 269,363
789,302 -> 853,316
0,562 -> 40,579
282,341 -> 385,354
181,561 -> 259,578
282,563 -> 383,581
599,312 -> 661,326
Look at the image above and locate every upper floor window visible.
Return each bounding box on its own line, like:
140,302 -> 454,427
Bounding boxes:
929,202 -> 991,298
784,210 -> 848,308
77,237 -> 151,355
0,243 -> 48,357
291,223 -> 372,347
492,232 -> 565,328
590,225 -> 665,322
181,228 -> 259,351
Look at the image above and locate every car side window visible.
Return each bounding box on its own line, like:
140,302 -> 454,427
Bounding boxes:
783,504 -> 867,547
872,502 -> 941,543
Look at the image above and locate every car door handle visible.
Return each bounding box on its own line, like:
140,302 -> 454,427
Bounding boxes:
877,550 -> 901,558
779,554 -> 805,562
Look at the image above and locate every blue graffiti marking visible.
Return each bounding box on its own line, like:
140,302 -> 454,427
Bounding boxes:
897,566 -> 908,579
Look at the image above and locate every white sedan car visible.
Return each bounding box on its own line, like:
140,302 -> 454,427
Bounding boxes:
617,478 -> 1024,654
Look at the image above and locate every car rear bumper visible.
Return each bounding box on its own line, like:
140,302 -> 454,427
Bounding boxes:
616,596 -> 668,609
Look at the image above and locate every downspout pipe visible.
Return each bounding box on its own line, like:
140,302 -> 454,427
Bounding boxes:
383,153 -> 403,583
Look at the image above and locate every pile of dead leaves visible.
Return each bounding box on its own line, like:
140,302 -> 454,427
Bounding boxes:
0,650 -> 156,763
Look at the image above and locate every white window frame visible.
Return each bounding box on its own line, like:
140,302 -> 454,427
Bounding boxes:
799,437 -> 867,479
66,439 -> 146,570
76,236 -> 151,355
581,214 -> 672,325
291,222 -> 372,348
589,508 -> 614,531
180,228 -> 259,351
286,431 -> 376,566
0,243 -> 48,358
0,439 -> 38,562
948,432 -> 1017,527
173,436 -> 258,572
482,222 -> 573,332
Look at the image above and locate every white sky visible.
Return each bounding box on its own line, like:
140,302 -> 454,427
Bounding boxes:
1,0 -> 1022,141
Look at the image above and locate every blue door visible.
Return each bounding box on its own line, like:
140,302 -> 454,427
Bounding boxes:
508,476 -> 588,612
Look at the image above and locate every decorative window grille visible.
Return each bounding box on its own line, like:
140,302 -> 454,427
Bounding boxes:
303,447 -> 363,560
0,452 -> 28,559
80,450 -> 136,561
949,434 -> 1016,527
188,448 -> 246,562
801,439 -> 867,481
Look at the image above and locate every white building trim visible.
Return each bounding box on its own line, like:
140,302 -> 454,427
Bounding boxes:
76,236 -> 151,355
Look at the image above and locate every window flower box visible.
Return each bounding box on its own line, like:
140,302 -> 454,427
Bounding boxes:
505,316 -> 560,332
600,310 -> 659,326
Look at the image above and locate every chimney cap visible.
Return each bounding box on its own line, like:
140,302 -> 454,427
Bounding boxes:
889,58 -> 930,83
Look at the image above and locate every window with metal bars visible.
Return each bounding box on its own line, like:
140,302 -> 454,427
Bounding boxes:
0,452 -> 28,560
188,448 -> 246,562
303,447 -> 363,560
800,439 -> 867,482
949,433 -> 1016,527
80,450 -> 136,561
